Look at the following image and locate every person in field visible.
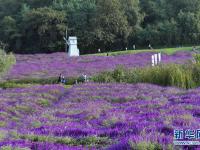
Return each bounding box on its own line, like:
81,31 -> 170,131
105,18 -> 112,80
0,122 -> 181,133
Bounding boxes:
58,74 -> 66,84
58,74 -> 62,83
148,44 -> 153,49
62,75 -> 66,84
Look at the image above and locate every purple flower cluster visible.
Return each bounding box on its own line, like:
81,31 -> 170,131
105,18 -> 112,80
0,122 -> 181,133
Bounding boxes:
0,83 -> 200,149
4,51 -> 192,80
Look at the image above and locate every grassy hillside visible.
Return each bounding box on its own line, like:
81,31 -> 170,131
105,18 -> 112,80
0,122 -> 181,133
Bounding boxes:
90,46 -> 200,56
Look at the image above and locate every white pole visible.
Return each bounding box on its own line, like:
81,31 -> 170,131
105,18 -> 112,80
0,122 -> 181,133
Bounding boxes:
154,54 -> 158,65
152,55 -> 155,66
158,53 -> 161,63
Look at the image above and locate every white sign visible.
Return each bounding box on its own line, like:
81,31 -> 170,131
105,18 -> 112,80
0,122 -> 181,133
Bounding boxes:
152,52 -> 162,66
158,53 -> 161,63
154,54 -> 158,65
152,55 -> 155,66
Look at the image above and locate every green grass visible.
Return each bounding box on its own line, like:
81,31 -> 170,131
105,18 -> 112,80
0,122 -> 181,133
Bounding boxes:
129,141 -> 163,150
0,121 -> 7,127
15,134 -> 111,148
194,54 -> 200,63
88,46 -> 200,56
0,48 -> 16,77
0,146 -> 30,150
37,98 -> 50,107
0,77 -> 77,89
92,63 -> 200,89
0,130 -> 7,141
31,121 -> 42,128
15,105 -> 34,114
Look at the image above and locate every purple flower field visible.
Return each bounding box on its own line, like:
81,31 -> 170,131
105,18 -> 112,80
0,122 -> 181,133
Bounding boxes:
4,51 -> 192,80
1,83 -> 200,149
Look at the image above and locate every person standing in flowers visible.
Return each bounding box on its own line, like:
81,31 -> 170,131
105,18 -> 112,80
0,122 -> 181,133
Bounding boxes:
148,44 -> 153,49
133,44 -> 136,50
192,46 -> 197,52
58,74 -> 62,83
62,75 -> 66,84
79,74 -> 88,83
58,74 -> 66,84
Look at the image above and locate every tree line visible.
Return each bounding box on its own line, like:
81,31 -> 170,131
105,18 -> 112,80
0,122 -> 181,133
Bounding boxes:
0,0 -> 200,54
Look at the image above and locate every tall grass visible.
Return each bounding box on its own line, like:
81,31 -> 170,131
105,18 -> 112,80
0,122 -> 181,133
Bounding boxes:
194,54 -> 200,64
0,48 -> 15,77
92,63 -> 200,89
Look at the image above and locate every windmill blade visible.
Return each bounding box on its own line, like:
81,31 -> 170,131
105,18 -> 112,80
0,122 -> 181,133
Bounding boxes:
66,27 -> 68,39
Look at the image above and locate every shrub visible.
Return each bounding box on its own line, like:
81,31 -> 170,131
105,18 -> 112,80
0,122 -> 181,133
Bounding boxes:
37,98 -> 50,107
112,65 -> 126,83
0,48 -> 15,77
93,71 -> 115,83
194,54 -> 200,64
191,63 -> 200,86
92,64 -> 199,89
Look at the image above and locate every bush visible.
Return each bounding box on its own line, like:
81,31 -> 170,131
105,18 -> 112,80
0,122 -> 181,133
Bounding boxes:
0,48 -> 15,77
112,65 -> 126,83
92,64 -> 199,89
191,63 -> 200,86
194,54 -> 200,64
37,99 -> 50,107
139,64 -> 195,89
93,71 -> 115,83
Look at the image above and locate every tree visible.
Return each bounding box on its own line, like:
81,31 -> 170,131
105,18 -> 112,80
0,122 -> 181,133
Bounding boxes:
20,7 -> 66,53
166,0 -> 200,17
1,0 -> 200,53
140,0 -> 166,26
177,11 -> 200,44
94,0 -> 131,51
0,16 -> 21,51
0,0 -> 23,19
26,0 -> 53,8
65,0 -> 97,53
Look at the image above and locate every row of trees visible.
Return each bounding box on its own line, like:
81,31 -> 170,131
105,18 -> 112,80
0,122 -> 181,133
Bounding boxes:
0,0 -> 200,54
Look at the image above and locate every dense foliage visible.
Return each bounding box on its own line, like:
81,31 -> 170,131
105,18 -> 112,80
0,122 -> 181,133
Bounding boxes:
0,47 -> 15,77
93,63 -> 200,89
0,0 -> 200,53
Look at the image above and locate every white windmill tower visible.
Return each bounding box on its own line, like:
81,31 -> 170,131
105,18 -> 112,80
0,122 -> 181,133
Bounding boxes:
63,28 -> 80,57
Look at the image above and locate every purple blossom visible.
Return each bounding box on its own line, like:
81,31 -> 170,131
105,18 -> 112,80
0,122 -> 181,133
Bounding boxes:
0,83 -> 200,149
3,51 -> 192,80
